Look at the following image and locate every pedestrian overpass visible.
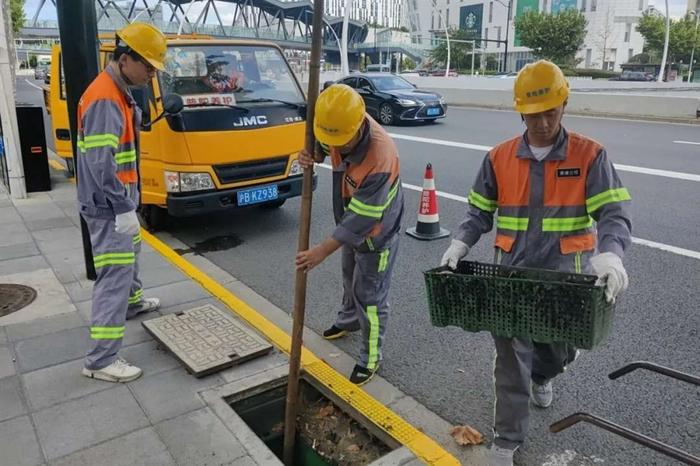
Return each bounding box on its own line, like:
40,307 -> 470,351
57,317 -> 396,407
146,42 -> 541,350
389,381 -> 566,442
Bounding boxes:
20,0 -> 426,64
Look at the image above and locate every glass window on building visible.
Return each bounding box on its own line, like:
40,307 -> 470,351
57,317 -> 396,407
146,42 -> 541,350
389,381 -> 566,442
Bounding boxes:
625,23 -> 631,42
638,0 -> 644,10
489,1 -> 493,23
497,26 -> 502,48
629,48 -> 634,61
586,48 -> 592,68
439,10 -> 442,28
446,8 -> 450,27
591,0 -> 597,12
581,0 -> 587,12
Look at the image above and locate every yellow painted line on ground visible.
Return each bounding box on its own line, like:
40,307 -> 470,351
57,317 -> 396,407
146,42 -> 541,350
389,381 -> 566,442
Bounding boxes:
141,229 -> 459,466
48,159 -> 66,171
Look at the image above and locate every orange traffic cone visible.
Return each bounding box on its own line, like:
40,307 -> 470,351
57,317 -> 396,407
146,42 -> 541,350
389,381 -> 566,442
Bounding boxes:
406,163 -> 450,241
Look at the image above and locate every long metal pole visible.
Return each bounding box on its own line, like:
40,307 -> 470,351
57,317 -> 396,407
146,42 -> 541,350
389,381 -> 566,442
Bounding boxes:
471,40 -> 475,76
658,0 -> 670,82
341,0 -> 351,75
56,0 -> 99,280
503,0 -> 511,73
282,0 -> 324,464
688,11 -> 699,82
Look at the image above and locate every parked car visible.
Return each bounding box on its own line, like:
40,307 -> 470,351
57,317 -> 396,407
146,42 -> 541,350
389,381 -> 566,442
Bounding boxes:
34,66 -> 47,80
429,69 -> 458,77
609,71 -> 653,81
326,73 -> 447,125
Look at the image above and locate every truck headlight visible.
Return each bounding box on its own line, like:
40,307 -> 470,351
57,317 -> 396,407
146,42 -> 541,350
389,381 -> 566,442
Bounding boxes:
164,171 -> 215,193
289,159 -> 303,176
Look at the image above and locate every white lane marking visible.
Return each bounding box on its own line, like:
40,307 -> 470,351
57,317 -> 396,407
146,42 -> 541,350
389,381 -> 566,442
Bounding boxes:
388,133 -> 491,152
317,163 -> 700,260
613,164 -> 700,182
24,79 -> 45,91
388,133 -> 700,182
674,140 -> 700,146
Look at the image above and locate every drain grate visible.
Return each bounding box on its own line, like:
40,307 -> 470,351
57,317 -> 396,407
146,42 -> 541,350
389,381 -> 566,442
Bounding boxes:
0,284 -> 38,317
142,304 -> 273,377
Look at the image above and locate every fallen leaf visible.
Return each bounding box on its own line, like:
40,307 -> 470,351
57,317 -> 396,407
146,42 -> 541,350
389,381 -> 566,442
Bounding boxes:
346,444 -> 361,454
329,352 -> 341,358
450,425 -> 484,446
456,369 -> 465,373
317,404 -> 335,418
271,422 -> 284,433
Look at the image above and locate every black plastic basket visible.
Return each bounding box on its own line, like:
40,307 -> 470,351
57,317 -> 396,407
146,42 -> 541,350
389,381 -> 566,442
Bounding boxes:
424,261 -> 614,349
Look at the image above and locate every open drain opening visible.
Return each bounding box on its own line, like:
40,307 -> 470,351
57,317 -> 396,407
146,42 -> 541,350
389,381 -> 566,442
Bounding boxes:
229,376 -> 394,465
0,284 -> 37,317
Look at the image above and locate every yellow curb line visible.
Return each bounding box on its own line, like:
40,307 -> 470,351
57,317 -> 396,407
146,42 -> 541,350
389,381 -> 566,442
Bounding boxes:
48,159 -> 66,171
141,229 -> 459,466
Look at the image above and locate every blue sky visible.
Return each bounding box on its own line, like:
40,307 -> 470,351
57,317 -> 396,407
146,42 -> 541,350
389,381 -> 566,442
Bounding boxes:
24,0 -> 693,22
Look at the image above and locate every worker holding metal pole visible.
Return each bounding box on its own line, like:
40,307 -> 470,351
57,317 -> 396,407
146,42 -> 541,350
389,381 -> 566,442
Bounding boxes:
296,84 -> 405,386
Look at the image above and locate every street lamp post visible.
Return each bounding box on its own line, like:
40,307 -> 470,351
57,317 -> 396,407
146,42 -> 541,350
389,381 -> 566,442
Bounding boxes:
658,0 -> 670,82
688,9 -> 699,82
431,0 -> 451,77
503,0 -> 512,73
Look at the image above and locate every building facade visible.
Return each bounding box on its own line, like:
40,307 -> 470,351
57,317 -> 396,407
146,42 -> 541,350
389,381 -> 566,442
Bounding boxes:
322,0 -> 405,28
405,0 -> 649,71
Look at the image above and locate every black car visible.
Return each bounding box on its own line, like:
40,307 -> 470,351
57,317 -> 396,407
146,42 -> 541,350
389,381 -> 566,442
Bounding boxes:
326,73 -> 447,125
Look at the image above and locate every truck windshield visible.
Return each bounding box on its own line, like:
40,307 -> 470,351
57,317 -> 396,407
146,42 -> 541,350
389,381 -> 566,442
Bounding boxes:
159,44 -> 304,108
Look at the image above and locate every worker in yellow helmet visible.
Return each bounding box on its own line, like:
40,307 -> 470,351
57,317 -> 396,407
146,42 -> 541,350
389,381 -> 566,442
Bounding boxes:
79,23 -> 167,383
440,61 -> 632,465
296,84 -> 405,386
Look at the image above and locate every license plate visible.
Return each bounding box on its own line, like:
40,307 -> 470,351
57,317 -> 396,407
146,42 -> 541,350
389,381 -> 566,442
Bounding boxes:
237,185 -> 279,206
427,107 -> 441,116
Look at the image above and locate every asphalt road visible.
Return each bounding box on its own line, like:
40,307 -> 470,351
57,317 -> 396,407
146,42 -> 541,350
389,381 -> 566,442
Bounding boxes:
21,77 -> 699,465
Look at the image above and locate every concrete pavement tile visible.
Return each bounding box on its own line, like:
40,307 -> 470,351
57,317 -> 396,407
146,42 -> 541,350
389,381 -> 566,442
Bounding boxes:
24,216 -> 75,232
15,203 -> 63,222
63,280 -> 94,304
43,247 -> 86,284
224,456 -> 258,466
137,265 -> 188,289
22,359 -> 113,411
0,198 -> 12,207
119,341 -> 180,376
0,222 -> 31,244
0,345 -> 17,379
0,269 -> 76,326
33,385 -> 150,461
144,280 -> 211,309
14,327 -> 88,372
0,327 -> 7,344
31,226 -> 83,255
0,242 -> 40,261
50,427 -> 175,466
6,312 -> 85,342
158,297 -> 222,315
129,368 -> 223,423
155,408 -> 248,466
0,255 -> 49,276
138,250 -> 173,271
0,376 -> 27,422
123,313 -> 156,347
0,415 -> 44,466
0,206 -> 24,224
219,351 -> 288,384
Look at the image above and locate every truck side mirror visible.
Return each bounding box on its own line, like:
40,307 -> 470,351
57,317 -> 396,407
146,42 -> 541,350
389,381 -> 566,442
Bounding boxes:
162,94 -> 184,115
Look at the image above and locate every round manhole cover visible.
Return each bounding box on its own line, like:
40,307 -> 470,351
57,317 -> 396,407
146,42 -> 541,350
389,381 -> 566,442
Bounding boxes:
0,284 -> 37,317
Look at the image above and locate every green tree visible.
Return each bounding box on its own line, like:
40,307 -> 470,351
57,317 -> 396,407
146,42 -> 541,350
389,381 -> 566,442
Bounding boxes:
10,0 -> 25,36
514,9 -> 587,66
28,54 -> 37,68
402,56 -> 416,70
429,28 -> 475,72
637,13 -> 700,64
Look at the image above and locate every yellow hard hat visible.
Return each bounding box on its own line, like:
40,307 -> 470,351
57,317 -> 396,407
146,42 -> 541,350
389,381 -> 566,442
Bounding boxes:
513,60 -> 569,114
116,23 -> 167,71
314,84 -> 366,147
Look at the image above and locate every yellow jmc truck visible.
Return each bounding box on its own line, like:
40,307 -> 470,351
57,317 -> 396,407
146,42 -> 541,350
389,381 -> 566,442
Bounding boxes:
45,37 -> 313,229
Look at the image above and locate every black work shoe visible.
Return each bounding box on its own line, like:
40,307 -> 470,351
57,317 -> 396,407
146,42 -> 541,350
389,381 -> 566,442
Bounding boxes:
322,325 -> 348,340
349,364 -> 378,386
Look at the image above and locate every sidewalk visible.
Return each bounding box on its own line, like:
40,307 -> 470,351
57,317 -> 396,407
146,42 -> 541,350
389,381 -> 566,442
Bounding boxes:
0,165 -> 487,466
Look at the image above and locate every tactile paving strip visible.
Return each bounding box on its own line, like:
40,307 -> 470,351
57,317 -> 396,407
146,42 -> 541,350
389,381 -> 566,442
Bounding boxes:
142,304 -> 273,377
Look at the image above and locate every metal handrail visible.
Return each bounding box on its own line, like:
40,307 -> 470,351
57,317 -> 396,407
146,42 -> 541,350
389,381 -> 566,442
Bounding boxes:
550,413 -> 700,466
609,361 -> 700,386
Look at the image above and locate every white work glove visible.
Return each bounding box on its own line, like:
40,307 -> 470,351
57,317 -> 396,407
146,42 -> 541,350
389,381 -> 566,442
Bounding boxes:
114,210 -> 141,236
440,239 -> 470,270
589,252 -> 628,303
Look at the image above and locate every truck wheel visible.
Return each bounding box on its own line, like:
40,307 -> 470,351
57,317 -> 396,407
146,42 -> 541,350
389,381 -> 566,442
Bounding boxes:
65,158 -> 75,178
140,205 -> 169,231
260,199 -> 286,209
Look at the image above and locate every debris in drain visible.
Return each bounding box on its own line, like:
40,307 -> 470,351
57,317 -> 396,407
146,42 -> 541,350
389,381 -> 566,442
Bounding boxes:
297,398 -> 391,465
450,424 -> 484,446
173,234 -> 243,255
